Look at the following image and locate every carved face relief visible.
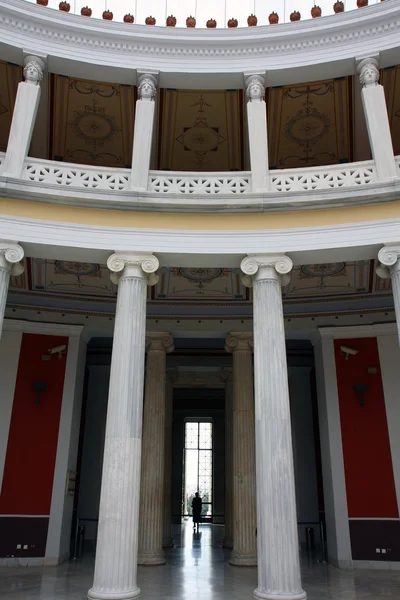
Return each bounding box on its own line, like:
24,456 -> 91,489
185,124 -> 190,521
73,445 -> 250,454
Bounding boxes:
138,77 -> 156,101
246,77 -> 265,101
23,61 -> 43,85
359,63 -> 379,88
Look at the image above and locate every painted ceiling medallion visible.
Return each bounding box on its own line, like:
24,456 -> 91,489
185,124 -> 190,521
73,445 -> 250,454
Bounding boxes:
69,99 -> 121,147
178,268 -> 223,281
55,261 -> 100,276
176,95 -> 226,165
301,263 -> 345,278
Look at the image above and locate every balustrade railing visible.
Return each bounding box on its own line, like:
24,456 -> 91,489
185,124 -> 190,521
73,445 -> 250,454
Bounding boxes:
270,161 -> 377,192
148,171 -> 251,194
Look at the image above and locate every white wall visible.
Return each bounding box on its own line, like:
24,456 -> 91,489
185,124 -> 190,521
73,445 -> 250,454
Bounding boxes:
77,365 -> 110,541
0,329 -> 22,495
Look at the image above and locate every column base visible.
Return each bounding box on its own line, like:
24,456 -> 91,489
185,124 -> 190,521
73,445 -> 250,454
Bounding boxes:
162,537 -> 173,548
137,551 -> 166,565
254,589 -> 307,600
88,586 -> 141,600
229,552 -> 257,567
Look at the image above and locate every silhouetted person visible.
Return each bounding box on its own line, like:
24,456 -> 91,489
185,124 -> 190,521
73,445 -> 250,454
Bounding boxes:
192,492 -> 202,533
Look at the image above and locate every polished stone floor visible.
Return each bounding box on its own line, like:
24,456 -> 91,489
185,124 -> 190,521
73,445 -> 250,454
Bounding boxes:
2,523 -> 400,599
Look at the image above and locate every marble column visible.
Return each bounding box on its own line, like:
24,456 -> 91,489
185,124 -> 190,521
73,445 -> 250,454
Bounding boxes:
130,71 -> 159,191
1,54 -> 46,178
163,371 -> 176,548
225,333 -> 257,566
0,243 -> 24,336
357,57 -> 397,181
88,252 -> 159,600
138,332 -> 174,565
244,72 -> 269,192
241,254 -> 306,600
222,373 -> 234,549
377,245 -> 400,345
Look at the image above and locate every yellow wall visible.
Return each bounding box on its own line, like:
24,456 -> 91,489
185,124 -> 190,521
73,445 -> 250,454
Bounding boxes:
1,198 -> 400,231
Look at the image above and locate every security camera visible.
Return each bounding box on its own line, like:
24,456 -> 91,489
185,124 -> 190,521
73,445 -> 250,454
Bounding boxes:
48,344 -> 67,358
340,346 -> 359,360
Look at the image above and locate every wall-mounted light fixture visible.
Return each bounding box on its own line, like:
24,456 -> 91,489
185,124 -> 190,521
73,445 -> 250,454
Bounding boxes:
353,383 -> 368,408
32,381 -> 48,405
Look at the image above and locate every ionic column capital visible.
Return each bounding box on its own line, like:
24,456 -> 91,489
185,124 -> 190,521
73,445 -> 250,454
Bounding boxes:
376,244 -> 400,278
240,253 -> 293,287
107,251 -> 159,286
137,70 -> 159,101
244,71 -> 266,102
356,57 -> 380,88
23,54 -> 46,86
145,332 -> 174,354
225,332 -> 253,354
0,242 -> 24,276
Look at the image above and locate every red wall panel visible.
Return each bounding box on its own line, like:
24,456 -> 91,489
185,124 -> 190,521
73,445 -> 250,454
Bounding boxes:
334,338 -> 398,518
0,334 -> 68,515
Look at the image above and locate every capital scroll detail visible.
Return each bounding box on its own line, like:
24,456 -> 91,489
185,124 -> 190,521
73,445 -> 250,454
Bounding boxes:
0,243 -> 24,276
145,332 -> 174,353
225,333 -> 253,354
240,253 -> 293,287
107,252 -> 159,286
376,245 -> 400,279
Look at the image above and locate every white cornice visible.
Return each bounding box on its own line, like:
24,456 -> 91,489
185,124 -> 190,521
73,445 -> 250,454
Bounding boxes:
0,214 -> 399,266
3,318 -> 85,337
318,323 -> 398,339
0,0 -> 400,87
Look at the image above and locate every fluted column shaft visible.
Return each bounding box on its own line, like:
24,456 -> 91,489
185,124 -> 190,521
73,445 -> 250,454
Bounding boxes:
377,245 -> 400,346
241,254 -> 306,600
0,243 -> 24,336
88,252 -> 159,600
138,333 -> 174,565
163,374 -> 175,548
223,376 -> 234,549
226,333 -> 257,566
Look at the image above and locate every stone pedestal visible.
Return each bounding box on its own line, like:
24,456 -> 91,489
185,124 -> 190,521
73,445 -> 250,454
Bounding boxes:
241,254 -> 306,600
377,245 -> 400,345
0,243 -> 24,336
163,373 -> 175,548
245,72 -> 269,192
138,333 -> 174,565
1,55 -> 46,179
130,71 -> 158,191
223,375 -> 233,549
88,252 -> 159,600
225,333 -> 257,566
357,58 -> 397,181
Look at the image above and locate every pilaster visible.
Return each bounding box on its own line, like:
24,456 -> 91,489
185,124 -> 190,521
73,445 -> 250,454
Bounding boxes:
241,254 -> 306,600
88,251 -> 159,600
225,332 -> 257,567
1,54 -> 46,179
356,57 -> 397,181
376,244 -> 400,345
0,242 -> 24,337
244,72 -> 269,192
163,370 -> 176,548
138,332 -> 174,565
130,71 -> 159,191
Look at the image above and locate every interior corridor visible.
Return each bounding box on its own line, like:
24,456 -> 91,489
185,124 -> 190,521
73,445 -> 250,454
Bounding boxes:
2,523 -> 400,600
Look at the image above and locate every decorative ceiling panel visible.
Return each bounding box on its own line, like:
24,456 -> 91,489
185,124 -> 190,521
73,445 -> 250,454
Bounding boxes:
0,60 -> 21,152
51,75 -> 136,167
382,65 -> 400,156
267,77 -> 352,169
158,89 -> 244,172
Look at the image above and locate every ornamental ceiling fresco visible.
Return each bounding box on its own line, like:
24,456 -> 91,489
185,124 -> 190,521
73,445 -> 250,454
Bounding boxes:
266,77 -> 352,169
50,75 -> 136,167
0,60 -> 20,152
8,259 -> 391,310
382,65 -> 400,156
157,89 -> 244,171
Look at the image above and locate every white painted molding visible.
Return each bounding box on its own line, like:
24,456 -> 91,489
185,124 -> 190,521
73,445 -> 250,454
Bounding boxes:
1,214 -> 400,267
0,0 -> 400,87
3,318 -> 86,338
319,323 -> 398,339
